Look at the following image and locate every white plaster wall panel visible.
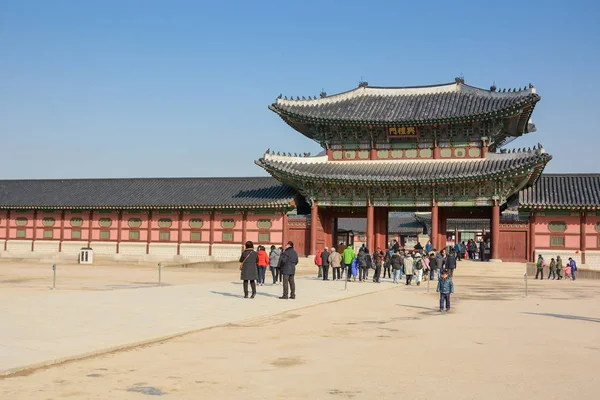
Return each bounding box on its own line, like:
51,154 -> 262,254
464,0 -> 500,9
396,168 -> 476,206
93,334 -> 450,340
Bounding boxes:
33,241 -> 60,253
149,243 -> 178,257
212,244 -> 242,260
179,244 -> 210,258
119,243 -> 148,256
582,251 -> 600,270
6,240 -> 33,253
90,242 -> 118,255
61,241 -> 90,257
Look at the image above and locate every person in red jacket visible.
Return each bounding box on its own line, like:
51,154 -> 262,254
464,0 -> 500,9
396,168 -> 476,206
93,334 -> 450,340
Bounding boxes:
314,250 -> 323,278
257,245 -> 269,286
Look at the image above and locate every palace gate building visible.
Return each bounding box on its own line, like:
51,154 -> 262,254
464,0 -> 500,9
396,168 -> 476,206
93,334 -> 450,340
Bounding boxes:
1,78 -> 600,265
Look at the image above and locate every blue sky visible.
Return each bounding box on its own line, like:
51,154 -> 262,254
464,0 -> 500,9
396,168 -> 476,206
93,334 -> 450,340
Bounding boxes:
1,0 -> 598,179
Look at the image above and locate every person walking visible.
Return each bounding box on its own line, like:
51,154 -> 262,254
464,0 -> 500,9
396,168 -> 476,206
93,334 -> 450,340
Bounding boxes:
342,244 -> 355,281
436,250 -> 446,280
535,255 -> 545,279
373,248 -> 384,283
314,249 -> 323,279
404,252 -> 414,285
446,251 -> 457,277
556,256 -> 563,280
436,269 -> 454,312
568,257 -> 577,281
279,241 -> 299,299
548,258 -> 557,280
240,241 -> 259,299
455,241 -> 462,261
479,240 -> 487,262
391,250 -> 403,284
428,251 -> 437,280
256,245 -> 269,286
382,249 -> 391,280
413,253 -> 424,286
268,245 -> 281,285
358,247 -> 369,282
425,240 -> 433,254
329,247 -> 342,280
321,247 -> 330,281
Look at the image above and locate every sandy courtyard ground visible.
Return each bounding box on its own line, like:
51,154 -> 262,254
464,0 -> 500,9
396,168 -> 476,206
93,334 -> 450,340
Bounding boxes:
1,261 -> 599,399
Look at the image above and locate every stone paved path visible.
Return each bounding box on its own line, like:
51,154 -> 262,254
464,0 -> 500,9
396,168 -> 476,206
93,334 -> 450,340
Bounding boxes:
0,276 -> 390,376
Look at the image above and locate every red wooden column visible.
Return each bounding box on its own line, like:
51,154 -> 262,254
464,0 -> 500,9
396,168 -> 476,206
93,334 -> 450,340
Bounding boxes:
431,202 -> 439,250
58,210 -> 65,252
4,210 -> 10,251
116,210 -> 123,254
580,211 -> 587,264
31,210 -> 38,251
528,211 -> 536,262
241,211 -> 248,250
208,211 -> 215,256
177,210 -> 184,256
310,202 -> 319,255
87,210 -> 94,247
491,201 -> 500,260
282,211 -> 288,247
367,202 -> 375,251
146,210 -> 153,254
438,207 -> 447,251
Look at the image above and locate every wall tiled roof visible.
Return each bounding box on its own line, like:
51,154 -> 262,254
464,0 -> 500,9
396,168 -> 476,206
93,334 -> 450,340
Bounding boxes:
271,81 -> 539,124
0,177 -> 297,209
257,148 -> 551,184
519,174 -> 600,209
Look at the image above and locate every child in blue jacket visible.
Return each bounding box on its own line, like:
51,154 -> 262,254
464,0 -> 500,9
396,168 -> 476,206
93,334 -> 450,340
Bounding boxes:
436,269 -> 454,312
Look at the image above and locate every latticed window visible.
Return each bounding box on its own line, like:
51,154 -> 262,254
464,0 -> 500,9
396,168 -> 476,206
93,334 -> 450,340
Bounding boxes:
15,217 -> 28,226
222,232 -> 234,241
99,218 -> 112,227
16,229 -> 26,238
221,219 -> 235,229
159,231 -> 170,241
189,219 -> 203,228
128,218 -> 142,228
549,222 -> 567,232
43,229 -> 53,239
158,219 -> 172,228
42,217 -> 55,227
99,231 -> 110,240
550,236 -> 565,247
190,231 -> 202,241
258,233 -> 270,242
129,231 -> 140,240
257,219 -> 272,229
70,218 -> 84,227
71,230 -> 81,239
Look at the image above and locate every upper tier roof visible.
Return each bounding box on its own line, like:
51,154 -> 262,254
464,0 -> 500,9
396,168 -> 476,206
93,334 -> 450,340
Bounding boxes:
0,177 -> 297,209
256,146 -> 551,184
270,79 -> 540,126
519,174 -> 600,209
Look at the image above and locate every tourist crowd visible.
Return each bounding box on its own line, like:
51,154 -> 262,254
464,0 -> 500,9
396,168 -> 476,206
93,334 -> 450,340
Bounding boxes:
534,254 -> 578,280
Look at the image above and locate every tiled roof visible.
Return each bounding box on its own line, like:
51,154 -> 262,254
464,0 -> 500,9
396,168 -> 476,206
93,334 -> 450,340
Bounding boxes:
271,80 -> 539,125
0,177 -> 297,209
519,174 -> 600,209
256,147 -> 551,184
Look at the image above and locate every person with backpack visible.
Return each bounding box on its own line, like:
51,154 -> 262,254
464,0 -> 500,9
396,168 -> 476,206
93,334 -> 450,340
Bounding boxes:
413,253 -> 425,286
535,255 -> 545,279
342,244 -> 355,281
568,257 -> 577,281
556,256 -> 563,280
391,250 -> 403,284
548,258 -> 557,280
446,251 -> 457,277
404,251 -> 414,285
357,247 -> 370,283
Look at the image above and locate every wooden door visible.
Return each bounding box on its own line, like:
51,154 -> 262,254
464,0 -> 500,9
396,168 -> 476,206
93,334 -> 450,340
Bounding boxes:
288,228 -> 309,257
499,231 -> 527,262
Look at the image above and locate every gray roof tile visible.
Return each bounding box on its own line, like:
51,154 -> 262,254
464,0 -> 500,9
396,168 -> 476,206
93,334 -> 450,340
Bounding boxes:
519,174 -> 600,208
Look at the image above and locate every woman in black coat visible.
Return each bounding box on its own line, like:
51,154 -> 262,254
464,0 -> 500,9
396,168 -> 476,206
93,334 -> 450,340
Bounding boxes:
240,241 -> 259,298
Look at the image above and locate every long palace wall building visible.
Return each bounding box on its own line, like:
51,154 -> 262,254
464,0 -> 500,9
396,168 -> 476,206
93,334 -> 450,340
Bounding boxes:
1,78 -> 600,265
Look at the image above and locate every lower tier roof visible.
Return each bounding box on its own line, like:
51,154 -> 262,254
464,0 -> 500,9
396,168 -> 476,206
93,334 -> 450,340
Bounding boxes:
256,147 -> 551,184
0,177 -> 297,209
519,174 -> 600,209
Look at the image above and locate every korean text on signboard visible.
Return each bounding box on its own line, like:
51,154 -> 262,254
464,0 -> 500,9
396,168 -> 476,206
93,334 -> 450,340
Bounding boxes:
387,126 -> 417,138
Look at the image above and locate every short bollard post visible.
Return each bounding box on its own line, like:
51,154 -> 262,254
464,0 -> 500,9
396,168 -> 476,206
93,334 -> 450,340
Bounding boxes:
524,272 -> 528,296
158,263 -> 162,287
52,264 -> 56,290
